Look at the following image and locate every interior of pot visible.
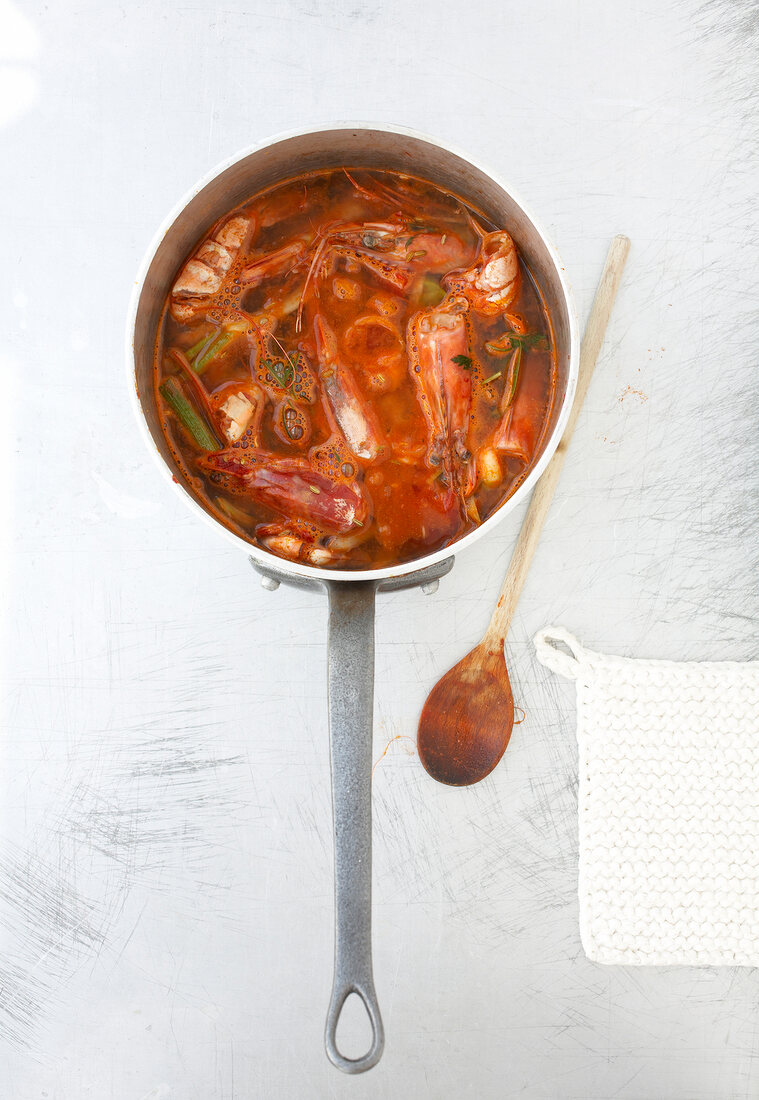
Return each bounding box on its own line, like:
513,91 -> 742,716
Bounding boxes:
132,127 -> 575,575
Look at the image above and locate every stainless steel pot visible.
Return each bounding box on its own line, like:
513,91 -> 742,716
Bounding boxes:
127,123 -> 579,1074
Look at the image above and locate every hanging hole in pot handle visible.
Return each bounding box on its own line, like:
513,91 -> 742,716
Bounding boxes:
533,626 -> 589,679
325,979 -> 384,1074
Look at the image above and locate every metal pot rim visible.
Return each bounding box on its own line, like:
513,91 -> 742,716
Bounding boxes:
126,120 -> 579,582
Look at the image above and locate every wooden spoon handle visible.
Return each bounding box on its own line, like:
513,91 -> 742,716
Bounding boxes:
484,234 -> 631,645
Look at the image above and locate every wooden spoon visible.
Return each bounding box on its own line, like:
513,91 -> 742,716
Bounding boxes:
418,235 -> 631,786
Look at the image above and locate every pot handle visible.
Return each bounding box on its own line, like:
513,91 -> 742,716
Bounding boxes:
324,581 -> 384,1074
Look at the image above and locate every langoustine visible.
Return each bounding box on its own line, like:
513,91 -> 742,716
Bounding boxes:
200,448 -> 369,535
327,221 -> 469,274
313,314 -> 386,464
296,219 -> 470,327
437,226 -> 550,487
406,297 -> 472,485
403,228 -> 522,490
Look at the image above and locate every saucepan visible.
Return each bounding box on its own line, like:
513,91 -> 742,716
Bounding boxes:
127,123 -> 578,1073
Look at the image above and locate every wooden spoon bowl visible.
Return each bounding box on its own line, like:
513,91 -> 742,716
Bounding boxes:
418,640 -> 513,786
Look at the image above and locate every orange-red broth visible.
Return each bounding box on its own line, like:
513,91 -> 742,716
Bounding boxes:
154,168 -> 556,569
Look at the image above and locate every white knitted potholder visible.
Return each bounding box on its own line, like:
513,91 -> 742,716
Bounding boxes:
534,626 -> 759,967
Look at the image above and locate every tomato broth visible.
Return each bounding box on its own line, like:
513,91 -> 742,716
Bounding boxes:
153,168 -> 556,569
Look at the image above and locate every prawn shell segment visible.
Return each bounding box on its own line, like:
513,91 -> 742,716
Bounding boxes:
444,230 -> 520,316
170,214 -> 255,321
211,381 -> 265,446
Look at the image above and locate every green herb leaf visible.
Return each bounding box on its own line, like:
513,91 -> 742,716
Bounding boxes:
485,330 -> 549,357
452,354 -> 473,370
282,402 -> 307,441
509,331 -> 549,350
263,356 -> 295,390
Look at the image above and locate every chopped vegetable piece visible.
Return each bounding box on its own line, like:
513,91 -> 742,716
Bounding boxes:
186,332 -> 215,360
217,496 -> 255,525
159,376 -> 222,450
419,276 -> 446,307
477,447 -> 501,486
501,347 -> 523,409
194,331 -> 235,373
278,289 -> 303,317
452,354 -> 472,369
466,497 -> 481,523
168,348 -> 222,425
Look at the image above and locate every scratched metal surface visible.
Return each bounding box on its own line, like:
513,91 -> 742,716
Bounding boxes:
1,0 -> 758,1096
